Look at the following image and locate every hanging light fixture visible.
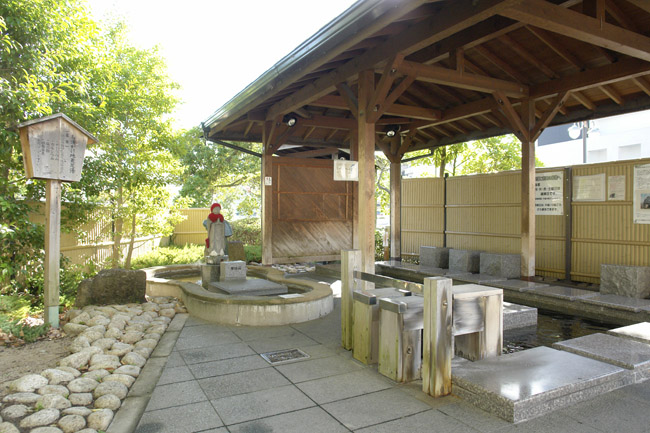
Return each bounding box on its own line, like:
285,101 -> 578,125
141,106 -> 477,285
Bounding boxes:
283,114 -> 297,127
385,125 -> 400,137
567,122 -> 582,139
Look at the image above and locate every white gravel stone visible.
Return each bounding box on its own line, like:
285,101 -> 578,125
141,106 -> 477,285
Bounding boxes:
135,338 -> 158,349
76,429 -> 98,433
1,404 -> 29,420
54,367 -> 81,378
38,385 -> 70,397
37,394 -> 71,410
67,378 -> 99,393
107,342 -> 132,357
113,365 -> 140,377
31,426 -> 64,433
104,327 -> 123,339
143,332 -> 161,342
0,422 -> 19,433
78,330 -> 103,343
102,374 -> 135,388
142,303 -> 159,312
67,393 -> 93,407
153,316 -> 171,325
58,414 -> 86,433
128,315 -> 151,325
158,308 -> 175,318
147,324 -> 167,334
58,352 -> 92,370
62,407 -> 92,417
93,381 -> 128,400
87,408 -> 113,431
41,369 -> 75,386
67,335 -> 91,353
93,394 -> 121,410
19,408 -> 60,428
70,312 -> 91,325
133,347 -> 153,358
120,331 -> 144,344
81,369 -> 110,382
87,316 -> 110,327
91,337 -> 116,351
157,303 -> 175,309
9,374 -> 48,392
121,352 -> 146,367
2,392 -> 40,404
142,311 -> 158,320
88,354 -> 120,371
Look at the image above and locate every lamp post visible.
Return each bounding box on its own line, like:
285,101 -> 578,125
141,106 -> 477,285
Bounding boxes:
17,113 -> 97,328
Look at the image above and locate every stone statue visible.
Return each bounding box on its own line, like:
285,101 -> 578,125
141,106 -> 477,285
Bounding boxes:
203,203 -> 232,260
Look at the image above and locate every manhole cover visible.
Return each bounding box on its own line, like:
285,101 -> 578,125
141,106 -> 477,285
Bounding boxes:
260,348 -> 310,365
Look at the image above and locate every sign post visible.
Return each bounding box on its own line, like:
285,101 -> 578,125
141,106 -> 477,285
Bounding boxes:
17,113 -> 96,328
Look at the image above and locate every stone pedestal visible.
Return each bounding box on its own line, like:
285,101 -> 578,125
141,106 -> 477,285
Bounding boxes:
201,264 -> 221,289
220,260 -> 247,281
420,246 -> 449,268
480,253 -> 521,279
601,264 -> 650,299
449,249 -> 481,273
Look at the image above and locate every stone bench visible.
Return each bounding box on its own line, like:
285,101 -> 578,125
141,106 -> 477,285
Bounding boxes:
449,249 -> 481,273
420,246 -> 449,268
600,264 -> 650,299
480,253 -> 521,279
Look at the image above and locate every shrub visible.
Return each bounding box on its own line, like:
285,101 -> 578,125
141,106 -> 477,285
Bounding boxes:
244,245 -> 262,263
0,314 -> 50,343
230,218 -> 261,246
131,244 -> 204,269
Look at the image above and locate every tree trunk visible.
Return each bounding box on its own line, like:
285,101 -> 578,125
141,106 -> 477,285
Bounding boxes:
439,147 -> 447,177
124,212 -> 137,269
111,187 -> 123,268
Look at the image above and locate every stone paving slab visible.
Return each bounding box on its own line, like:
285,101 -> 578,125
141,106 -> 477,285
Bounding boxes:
552,333 -> 650,373
275,354 -> 363,383
579,294 -> 650,313
608,322 -> 650,344
135,401 -> 223,433
355,408 -> 481,433
296,369 -> 393,404
486,279 -> 549,292
157,365 -> 194,386
227,407 -> 349,433
145,380 -> 208,411
247,332 -> 319,354
451,346 -> 632,423
198,367 -> 290,400
520,285 -> 599,301
209,278 -> 288,296
179,342 -> 255,365
187,354 -> 269,379
503,302 -> 538,330
452,273 -> 509,284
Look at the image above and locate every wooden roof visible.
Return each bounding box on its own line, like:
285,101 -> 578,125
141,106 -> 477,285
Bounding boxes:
203,0 -> 650,160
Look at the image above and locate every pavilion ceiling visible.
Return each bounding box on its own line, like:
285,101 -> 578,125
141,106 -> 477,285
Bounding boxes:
203,0 -> 650,161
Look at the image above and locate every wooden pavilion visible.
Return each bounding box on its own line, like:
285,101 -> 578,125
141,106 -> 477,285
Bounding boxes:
202,0 -> 650,278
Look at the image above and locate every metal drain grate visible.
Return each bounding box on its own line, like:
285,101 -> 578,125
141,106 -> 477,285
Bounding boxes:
260,348 -> 310,365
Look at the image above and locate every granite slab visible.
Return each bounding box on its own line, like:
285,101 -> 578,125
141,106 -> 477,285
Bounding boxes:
208,278 -> 288,296
600,264 -> 650,299
486,279 -> 549,292
520,285 -> 599,301
503,302 -> 538,330
552,333 -> 650,374
420,246 -> 449,268
449,249 -> 481,273
579,294 -> 650,313
451,346 -> 632,423
608,322 -> 650,344
452,273 -> 508,284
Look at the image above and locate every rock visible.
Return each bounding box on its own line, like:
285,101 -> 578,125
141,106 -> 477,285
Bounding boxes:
143,332 -> 161,342
124,322 -> 146,333
107,342 -> 132,357
93,381 -> 128,400
67,393 -> 93,407
38,385 -> 70,397
142,311 -> 158,320
120,331 -> 144,344
67,378 -> 99,393
2,392 -> 40,404
113,365 -> 140,377
87,408 -> 113,431
159,308 -> 175,318
87,315 -> 110,327
76,429 -> 99,433
128,315 -> 151,325
91,337 -> 116,351
142,303 -> 159,312
70,312 -> 91,325
81,369 -> 110,381
94,394 -> 121,410
121,352 -> 146,367
37,394 -> 71,410
19,408 -> 60,428
62,407 -> 92,417
147,324 -> 167,334
62,323 -> 88,336
31,426 -> 64,433
76,269 -> 146,308
79,330 -> 104,343
58,414 -> 86,433
104,327 -> 123,339
40,369 -> 74,386
59,351 -> 92,370
65,309 -> 83,321
102,374 -> 135,388
54,367 -> 81,378
135,338 -> 158,350
1,404 -> 29,420
0,422 -> 19,433
133,347 -> 153,358
88,354 -> 120,371
9,374 -> 48,393
154,316 -> 171,325
68,336 -> 91,353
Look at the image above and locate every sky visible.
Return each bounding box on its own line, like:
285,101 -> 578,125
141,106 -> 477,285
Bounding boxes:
86,0 -> 358,130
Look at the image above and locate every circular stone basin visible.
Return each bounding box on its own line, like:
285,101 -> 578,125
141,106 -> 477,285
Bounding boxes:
143,264 -> 333,326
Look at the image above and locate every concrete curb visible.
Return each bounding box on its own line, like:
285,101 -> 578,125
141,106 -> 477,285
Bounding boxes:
107,313 -> 189,433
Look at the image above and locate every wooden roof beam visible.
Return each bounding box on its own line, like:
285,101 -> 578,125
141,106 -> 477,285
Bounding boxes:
398,60 -> 528,98
600,84 -> 624,105
626,0 -> 650,14
312,94 -> 441,121
266,0 -> 524,120
605,0 -> 638,32
499,33 -> 558,79
571,91 -> 597,110
501,0 -> 650,62
283,147 -> 342,159
474,44 -> 528,83
526,26 -> 586,70
632,77 -> 650,96
298,115 -> 357,130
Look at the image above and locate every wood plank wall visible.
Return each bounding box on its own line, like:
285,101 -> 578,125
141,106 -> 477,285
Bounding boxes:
402,158 -> 650,283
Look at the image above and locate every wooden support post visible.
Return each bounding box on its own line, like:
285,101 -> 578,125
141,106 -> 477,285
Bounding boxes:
44,179 -> 62,328
341,249 -> 361,350
520,99 -> 536,278
351,136 -> 359,250
422,277 -> 453,398
261,121 -> 274,265
390,160 -> 402,261
358,70 -> 376,273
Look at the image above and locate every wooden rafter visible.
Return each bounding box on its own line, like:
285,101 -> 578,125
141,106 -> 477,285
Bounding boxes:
367,54 -> 405,115
571,91 -> 597,110
632,77 -> 650,96
501,0 -> 650,62
493,91 -> 528,141
531,91 -> 570,141
474,44 -> 527,83
627,0 -> 650,14
600,84 -> 624,105
368,75 -> 417,123
283,148 -> 341,158
605,0 -> 637,31
499,33 -> 558,79
335,82 -> 359,117
298,115 -> 357,130
312,94 -> 440,121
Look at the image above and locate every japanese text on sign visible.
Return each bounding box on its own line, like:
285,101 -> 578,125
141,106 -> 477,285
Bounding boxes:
535,171 -> 563,215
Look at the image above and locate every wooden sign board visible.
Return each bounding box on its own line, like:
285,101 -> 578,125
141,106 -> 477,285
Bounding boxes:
334,160 -> 359,181
18,113 -> 96,182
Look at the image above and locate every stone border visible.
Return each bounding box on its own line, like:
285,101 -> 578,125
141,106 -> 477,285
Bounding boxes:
143,264 -> 334,326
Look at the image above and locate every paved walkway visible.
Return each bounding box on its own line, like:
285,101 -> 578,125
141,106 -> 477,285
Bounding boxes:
126,298 -> 650,433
